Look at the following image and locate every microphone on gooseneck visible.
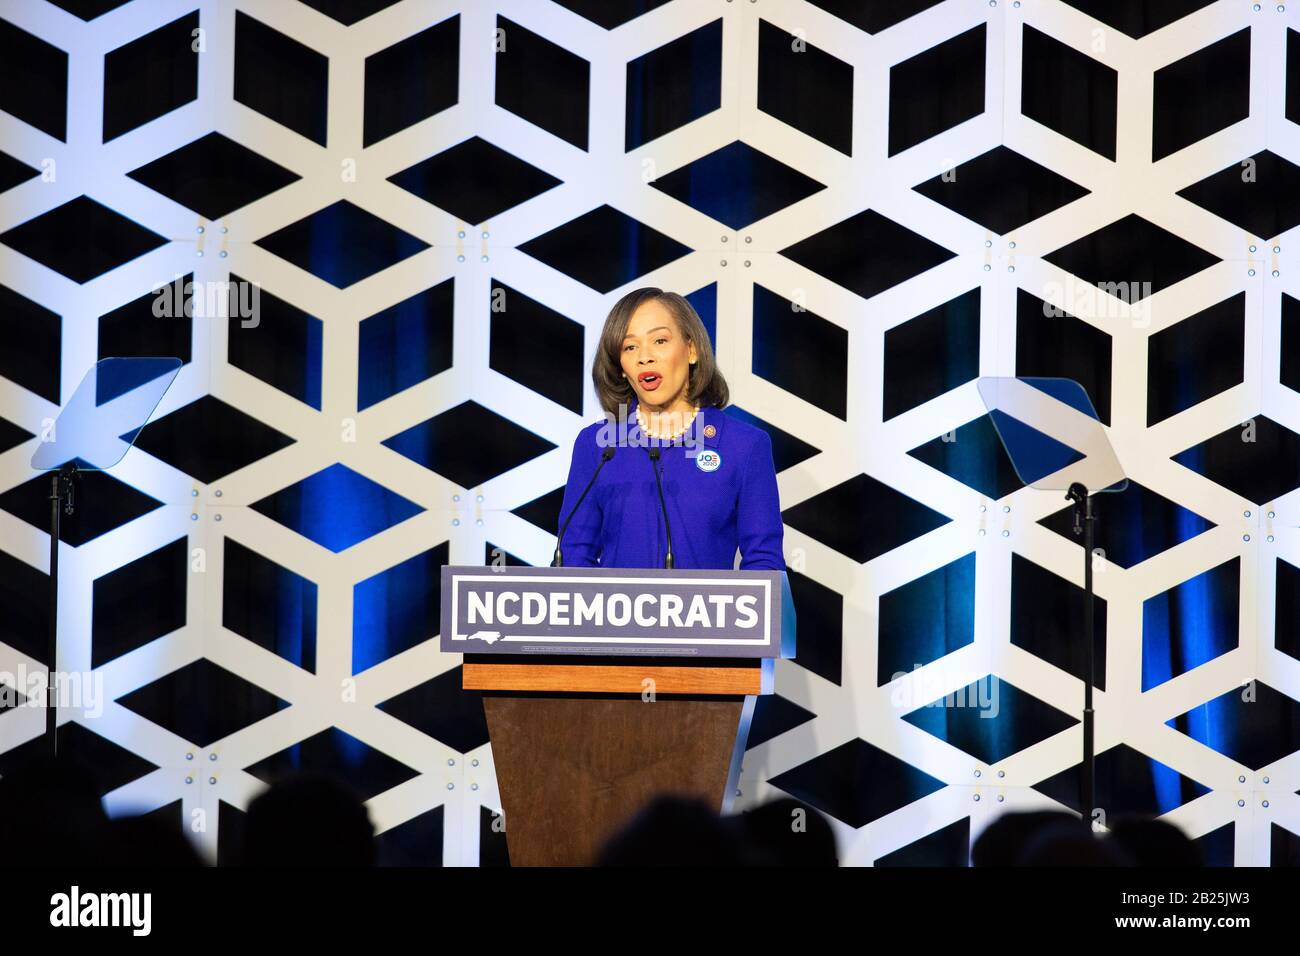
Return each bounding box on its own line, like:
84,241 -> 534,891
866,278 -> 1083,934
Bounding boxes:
553,446 -> 615,567
647,446 -> 674,569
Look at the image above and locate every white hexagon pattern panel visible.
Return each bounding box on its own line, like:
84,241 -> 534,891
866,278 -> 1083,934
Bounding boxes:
1,0 -> 1299,866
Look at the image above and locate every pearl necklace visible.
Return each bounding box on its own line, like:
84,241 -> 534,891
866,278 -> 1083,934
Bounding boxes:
637,402 -> 700,441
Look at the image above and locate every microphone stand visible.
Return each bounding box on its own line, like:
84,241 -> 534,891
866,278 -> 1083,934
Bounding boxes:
1065,481 -> 1096,824
553,447 -> 614,567
46,462 -> 79,756
647,446 -> 674,569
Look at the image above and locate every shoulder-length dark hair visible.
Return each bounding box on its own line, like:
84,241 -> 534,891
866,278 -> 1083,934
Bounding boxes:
592,288 -> 728,417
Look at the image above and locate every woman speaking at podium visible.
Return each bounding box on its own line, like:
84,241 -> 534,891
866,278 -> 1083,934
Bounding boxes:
555,287 -> 785,572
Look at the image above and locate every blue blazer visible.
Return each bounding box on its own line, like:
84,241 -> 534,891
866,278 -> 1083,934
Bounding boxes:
556,401 -> 785,570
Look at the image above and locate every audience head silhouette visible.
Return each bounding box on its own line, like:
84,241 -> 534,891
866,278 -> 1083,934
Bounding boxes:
735,797 -> 837,866
1108,814 -> 1202,867
0,750 -> 115,865
598,794 -> 838,866
1016,821 -> 1134,866
242,772 -> 376,867
972,810 -> 1085,867
973,808 -> 1199,866
598,794 -> 751,866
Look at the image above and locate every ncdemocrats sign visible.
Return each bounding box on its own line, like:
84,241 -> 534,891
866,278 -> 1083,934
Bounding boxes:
439,566 -> 795,658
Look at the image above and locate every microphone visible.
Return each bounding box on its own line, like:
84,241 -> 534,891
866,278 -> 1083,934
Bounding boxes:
647,446 -> 674,569
553,446 -> 615,567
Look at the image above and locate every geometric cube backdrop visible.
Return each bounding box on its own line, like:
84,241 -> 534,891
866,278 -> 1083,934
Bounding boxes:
2,0 -> 1299,866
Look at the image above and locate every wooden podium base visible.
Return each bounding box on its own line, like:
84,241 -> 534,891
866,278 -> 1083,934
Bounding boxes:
482,694 -> 745,866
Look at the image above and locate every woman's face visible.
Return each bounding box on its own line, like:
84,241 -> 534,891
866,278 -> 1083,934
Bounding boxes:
620,299 -> 698,413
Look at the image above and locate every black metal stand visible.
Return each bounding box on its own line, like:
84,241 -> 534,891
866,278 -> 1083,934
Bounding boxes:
46,462 -> 78,757
1065,481 -> 1096,823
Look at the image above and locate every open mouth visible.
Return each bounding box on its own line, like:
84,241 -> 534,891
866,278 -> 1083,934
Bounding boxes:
637,371 -> 662,391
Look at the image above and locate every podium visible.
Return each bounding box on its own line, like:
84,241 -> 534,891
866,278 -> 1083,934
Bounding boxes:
440,565 -> 796,866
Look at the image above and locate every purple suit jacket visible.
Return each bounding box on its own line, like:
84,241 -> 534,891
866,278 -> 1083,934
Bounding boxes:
556,402 -> 785,571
